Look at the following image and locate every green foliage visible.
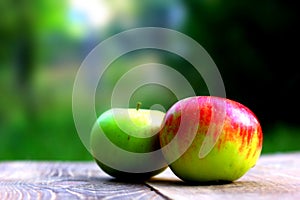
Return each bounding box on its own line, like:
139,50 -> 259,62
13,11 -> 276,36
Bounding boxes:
262,124 -> 300,154
0,0 -> 299,160
0,67 -> 92,160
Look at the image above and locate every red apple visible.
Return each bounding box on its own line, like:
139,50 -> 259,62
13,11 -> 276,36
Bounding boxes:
159,96 -> 263,182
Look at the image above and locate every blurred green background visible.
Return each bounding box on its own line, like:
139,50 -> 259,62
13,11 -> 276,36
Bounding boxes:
1,0 -> 299,161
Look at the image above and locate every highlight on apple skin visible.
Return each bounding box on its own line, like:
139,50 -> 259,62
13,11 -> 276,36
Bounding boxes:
159,96 -> 263,183
90,107 -> 167,181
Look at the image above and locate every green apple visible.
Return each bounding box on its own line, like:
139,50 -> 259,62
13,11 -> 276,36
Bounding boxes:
90,105 -> 167,180
159,96 -> 263,183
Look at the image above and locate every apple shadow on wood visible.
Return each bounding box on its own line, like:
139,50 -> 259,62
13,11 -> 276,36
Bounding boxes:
147,176 -> 270,190
148,176 -> 232,186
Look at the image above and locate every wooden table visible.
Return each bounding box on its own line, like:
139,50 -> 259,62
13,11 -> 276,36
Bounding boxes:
1,152 -> 299,199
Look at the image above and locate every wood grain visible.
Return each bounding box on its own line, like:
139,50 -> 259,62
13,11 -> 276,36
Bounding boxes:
0,162 -> 164,200
0,152 -> 299,200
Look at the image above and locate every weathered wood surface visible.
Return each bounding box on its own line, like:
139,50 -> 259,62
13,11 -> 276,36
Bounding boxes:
0,152 -> 299,200
148,152 -> 300,200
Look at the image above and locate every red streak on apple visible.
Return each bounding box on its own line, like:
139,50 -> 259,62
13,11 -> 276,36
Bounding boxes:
160,96 -> 263,159
212,98 -> 263,157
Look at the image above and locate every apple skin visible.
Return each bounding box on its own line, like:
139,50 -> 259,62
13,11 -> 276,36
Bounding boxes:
90,108 -> 167,180
159,96 -> 263,183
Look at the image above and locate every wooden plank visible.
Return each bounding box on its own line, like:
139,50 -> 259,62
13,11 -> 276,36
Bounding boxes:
0,152 -> 299,199
0,162 -> 164,200
146,152 -> 300,200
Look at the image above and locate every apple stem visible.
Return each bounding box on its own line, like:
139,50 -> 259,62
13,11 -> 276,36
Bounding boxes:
136,102 -> 142,111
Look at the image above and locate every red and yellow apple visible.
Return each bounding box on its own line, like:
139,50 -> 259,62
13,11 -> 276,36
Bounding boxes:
159,96 -> 263,182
